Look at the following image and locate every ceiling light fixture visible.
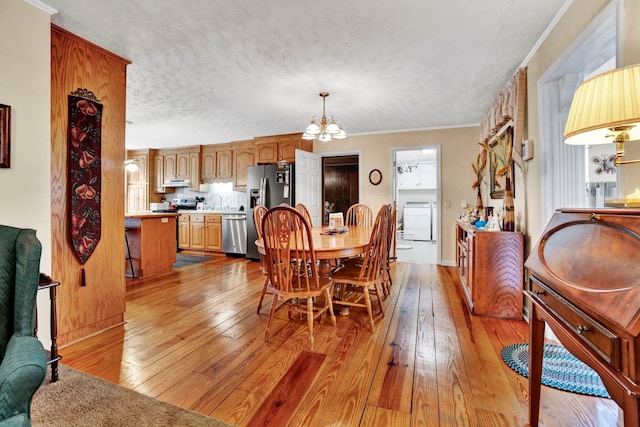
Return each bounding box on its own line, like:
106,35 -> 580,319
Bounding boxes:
124,159 -> 139,172
303,92 -> 347,142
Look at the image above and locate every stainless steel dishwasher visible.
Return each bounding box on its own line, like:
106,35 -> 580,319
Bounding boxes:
222,214 -> 247,255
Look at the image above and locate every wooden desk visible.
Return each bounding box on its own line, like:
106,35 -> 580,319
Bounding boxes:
525,208 -> 640,427
256,225 -> 372,275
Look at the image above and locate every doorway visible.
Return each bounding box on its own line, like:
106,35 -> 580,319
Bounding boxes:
322,155 -> 359,226
392,147 -> 440,264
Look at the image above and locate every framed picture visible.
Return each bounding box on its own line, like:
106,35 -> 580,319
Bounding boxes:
489,124 -> 514,199
0,104 -> 10,168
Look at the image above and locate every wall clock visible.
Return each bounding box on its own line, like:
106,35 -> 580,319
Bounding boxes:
369,169 -> 382,185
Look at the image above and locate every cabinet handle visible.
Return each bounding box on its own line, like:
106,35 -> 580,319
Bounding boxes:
576,324 -> 589,334
533,289 -> 545,296
589,213 -> 600,221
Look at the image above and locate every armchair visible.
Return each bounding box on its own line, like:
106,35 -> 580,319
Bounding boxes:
0,226 -> 47,425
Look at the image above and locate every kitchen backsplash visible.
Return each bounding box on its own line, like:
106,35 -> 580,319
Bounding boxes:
164,182 -> 247,210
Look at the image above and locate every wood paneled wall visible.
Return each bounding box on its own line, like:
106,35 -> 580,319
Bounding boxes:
51,25 -> 131,345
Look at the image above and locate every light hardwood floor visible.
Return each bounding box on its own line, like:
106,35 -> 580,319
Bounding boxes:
60,257 -> 619,426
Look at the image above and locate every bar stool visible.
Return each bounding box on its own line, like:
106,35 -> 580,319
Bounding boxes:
125,228 -> 136,278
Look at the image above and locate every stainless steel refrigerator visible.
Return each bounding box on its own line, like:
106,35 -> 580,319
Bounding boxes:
246,164 -> 295,260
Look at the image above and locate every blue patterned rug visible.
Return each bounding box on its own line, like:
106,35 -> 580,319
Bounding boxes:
501,343 -> 610,398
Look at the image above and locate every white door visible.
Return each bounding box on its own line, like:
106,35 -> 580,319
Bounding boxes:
295,149 -> 322,226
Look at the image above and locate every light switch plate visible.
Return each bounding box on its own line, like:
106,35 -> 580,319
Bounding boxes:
522,139 -> 534,161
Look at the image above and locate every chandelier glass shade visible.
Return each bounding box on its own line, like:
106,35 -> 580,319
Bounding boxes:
303,92 -> 347,142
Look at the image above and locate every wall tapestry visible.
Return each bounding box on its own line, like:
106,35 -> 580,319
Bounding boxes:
68,88 -> 102,286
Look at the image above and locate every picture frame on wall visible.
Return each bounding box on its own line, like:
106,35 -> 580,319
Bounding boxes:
0,104 -> 10,168
489,124 -> 514,199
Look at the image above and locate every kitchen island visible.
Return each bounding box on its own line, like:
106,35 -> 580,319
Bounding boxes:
125,212 -> 181,279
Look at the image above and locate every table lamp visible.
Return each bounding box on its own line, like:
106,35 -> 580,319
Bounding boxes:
564,64 -> 640,206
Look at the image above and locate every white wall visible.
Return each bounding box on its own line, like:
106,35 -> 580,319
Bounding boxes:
0,0 -> 53,344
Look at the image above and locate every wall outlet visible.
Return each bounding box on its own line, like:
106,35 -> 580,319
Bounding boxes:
461,199 -> 467,208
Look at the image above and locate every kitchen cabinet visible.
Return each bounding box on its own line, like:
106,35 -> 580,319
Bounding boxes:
179,213 -> 222,252
189,214 -> 205,249
178,215 -> 190,249
157,146 -> 201,191
125,213 -> 179,278
127,183 -> 147,213
398,161 -> 436,189
253,133 -> 311,164
455,221 -> 523,319
176,152 -> 190,179
126,149 -> 162,212
126,152 -> 148,184
204,215 -> 222,251
155,154 -> 165,193
232,142 -> 254,190
163,154 -> 177,181
202,144 -> 233,182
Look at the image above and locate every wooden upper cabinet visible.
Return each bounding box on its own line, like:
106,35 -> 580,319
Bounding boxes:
279,137 -> 310,163
155,154 -> 165,193
163,154 -> 177,180
176,152 -> 190,179
126,150 -> 149,184
157,146 -> 200,186
126,149 -> 161,211
232,142 -> 255,190
255,141 -> 278,164
201,144 -> 233,182
188,152 -> 200,191
253,133 -> 310,164
216,148 -> 233,179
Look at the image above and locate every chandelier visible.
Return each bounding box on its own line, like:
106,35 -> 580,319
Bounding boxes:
302,92 -> 347,142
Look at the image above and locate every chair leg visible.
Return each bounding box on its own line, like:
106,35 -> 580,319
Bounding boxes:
124,229 -> 136,278
256,276 -> 269,314
362,287 -> 375,332
307,297 -> 315,351
374,282 -> 385,315
264,293 -> 278,342
325,288 -> 336,326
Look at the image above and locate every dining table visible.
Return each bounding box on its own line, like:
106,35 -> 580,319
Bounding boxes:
255,225 -> 372,276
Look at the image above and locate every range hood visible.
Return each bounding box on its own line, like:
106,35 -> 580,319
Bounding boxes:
163,179 -> 190,187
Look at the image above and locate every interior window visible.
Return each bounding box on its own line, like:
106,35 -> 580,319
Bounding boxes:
538,4 -> 617,225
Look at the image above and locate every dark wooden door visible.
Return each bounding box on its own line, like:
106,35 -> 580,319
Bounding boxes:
322,155 -> 359,225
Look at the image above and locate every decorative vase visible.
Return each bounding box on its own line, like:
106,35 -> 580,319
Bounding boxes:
503,176 -> 515,231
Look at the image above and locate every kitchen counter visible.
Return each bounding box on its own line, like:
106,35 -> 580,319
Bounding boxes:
125,211 -> 181,219
178,210 -> 246,215
125,213 -> 178,279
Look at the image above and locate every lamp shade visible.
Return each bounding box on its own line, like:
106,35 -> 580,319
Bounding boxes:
564,64 -> 640,145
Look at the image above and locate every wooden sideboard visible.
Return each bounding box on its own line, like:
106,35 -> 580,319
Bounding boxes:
455,221 -> 524,319
525,208 -> 640,427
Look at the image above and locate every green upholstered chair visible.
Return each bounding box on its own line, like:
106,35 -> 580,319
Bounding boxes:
0,226 -> 47,426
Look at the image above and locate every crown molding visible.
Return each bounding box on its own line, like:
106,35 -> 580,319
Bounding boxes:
24,0 -> 58,15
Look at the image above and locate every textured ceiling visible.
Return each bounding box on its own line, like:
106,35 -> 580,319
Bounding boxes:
42,0 -> 567,149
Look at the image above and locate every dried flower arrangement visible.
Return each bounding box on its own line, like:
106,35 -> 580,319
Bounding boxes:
471,149 -> 488,209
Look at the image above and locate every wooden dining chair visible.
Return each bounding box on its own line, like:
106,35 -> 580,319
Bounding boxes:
261,206 -> 336,350
294,203 -> 313,227
345,204 -> 373,227
254,205 -> 271,314
331,204 -> 389,331
382,202 -> 397,296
